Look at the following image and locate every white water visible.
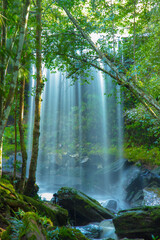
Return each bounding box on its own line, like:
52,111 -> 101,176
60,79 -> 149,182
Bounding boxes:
27,66 -> 125,206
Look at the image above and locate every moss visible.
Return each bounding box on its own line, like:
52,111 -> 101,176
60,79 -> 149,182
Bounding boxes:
1,211 -> 53,240
23,195 -> 68,226
19,212 -> 45,239
1,225 -> 12,240
48,226 -> 89,240
124,146 -> 160,167
57,187 -> 114,225
58,187 -> 101,207
113,206 -> 160,237
0,213 -> 10,226
0,178 -> 16,196
44,202 -> 68,226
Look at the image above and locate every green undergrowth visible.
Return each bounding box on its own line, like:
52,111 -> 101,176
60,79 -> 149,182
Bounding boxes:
124,145 -> 160,167
47,226 -> 88,240
1,211 -> 53,240
3,125 -> 21,158
0,179 -> 83,239
1,210 -> 88,240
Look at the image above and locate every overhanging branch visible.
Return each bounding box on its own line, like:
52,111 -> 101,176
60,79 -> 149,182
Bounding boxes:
55,0 -> 160,115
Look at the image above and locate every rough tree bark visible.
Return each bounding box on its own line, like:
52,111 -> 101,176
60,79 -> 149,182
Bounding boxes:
24,0 -> 43,196
0,0 -> 31,177
56,1 -> 160,117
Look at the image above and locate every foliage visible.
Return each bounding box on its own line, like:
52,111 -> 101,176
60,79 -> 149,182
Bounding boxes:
0,180 -> 72,239
41,0 -> 160,169
0,0 -> 160,185
0,178 -> 17,194
47,226 -> 88,240
124,104 -> 160,148
1,211 -> 53,240
22,195 -> 68,226
124,145 -> 160,166
2,125 -> 20,158
124,102 -> 160,166
152,235 -> 160,240
41,0 -> 160,101
2,218 -> 88,240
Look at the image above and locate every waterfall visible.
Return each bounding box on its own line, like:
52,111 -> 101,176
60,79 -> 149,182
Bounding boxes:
27,66 -> 125,203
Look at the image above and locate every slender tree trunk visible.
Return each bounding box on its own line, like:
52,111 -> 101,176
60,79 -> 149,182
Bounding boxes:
13,91 -> 18,184
0,0 -> 31,177
19,76 -> 28,193
133,0 -> 137,82
58,3 -> 160,116
0,0 -> 31,147
24,0 -> 43,196
0,0 -> 7,113
0,139 -> 3,177
111,0 -> 116,62
0,0 -> 7,177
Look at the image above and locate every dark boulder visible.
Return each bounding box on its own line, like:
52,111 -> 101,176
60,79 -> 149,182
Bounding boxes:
102,199 -> 119,213
113,206 -> 160,239
57,187 -> 114,225
125,169 -> 160,207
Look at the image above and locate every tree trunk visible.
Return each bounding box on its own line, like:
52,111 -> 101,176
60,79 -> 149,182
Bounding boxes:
19,76 -> 28,193
24,0 -> 43,196
13,90 -> 18,184
0,0 -> 7,114
0,0 -> 31,149
58,3 -> 160,116
0,0 -> 7,177
0,139 -> 3,177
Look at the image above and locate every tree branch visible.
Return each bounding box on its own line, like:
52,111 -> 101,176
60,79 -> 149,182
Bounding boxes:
56,1 -> 160,114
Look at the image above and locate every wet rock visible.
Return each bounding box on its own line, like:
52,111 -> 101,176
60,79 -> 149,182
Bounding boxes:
113,206 -> 160,239
106,200 -> 118,213
57,187 -> 114,225
102,199 -> 119,213
125,169 -> 160,207
143,187 -> 160,206
75,224 -> 102,239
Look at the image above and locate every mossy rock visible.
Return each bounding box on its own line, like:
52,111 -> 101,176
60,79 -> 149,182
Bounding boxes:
1,212 -> 52,240
19,212 -> 49,240
23,195 -> 68,226
0,179 -> 33,228
57,187 -> 114,225
2,213 -> 88,240
113,206 -> 160,239
0,179 -> 68,236
0,178 -> 18,199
